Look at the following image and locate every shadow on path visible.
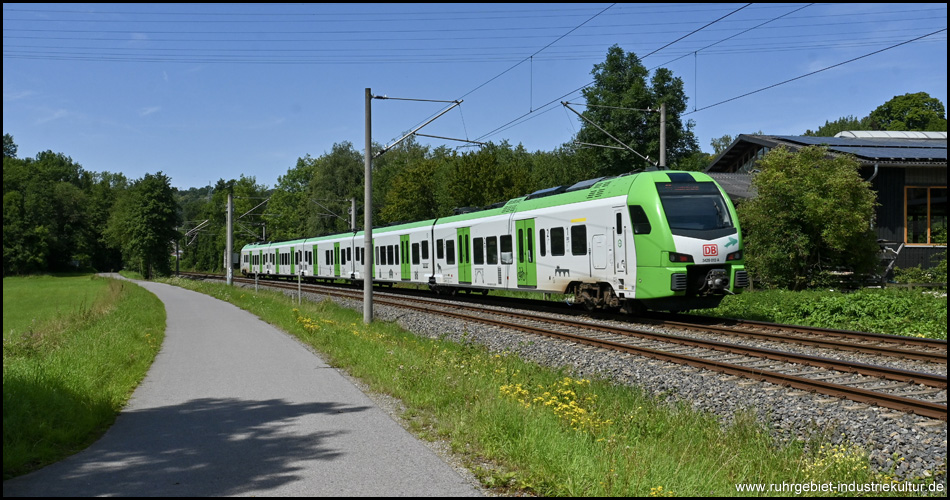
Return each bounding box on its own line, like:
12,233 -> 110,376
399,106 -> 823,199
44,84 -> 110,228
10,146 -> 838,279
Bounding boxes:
4,396 -> 371,497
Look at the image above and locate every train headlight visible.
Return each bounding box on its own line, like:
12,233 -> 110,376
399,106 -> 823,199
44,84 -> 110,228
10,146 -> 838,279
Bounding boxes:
669,252 -> 694,263
726,249 -> 743,261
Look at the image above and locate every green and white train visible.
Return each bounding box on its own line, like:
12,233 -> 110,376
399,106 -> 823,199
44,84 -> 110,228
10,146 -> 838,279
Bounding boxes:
240,170 -> 749,312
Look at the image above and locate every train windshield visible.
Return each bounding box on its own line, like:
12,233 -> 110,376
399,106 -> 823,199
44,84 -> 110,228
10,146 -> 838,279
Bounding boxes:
656,182 -> 733,232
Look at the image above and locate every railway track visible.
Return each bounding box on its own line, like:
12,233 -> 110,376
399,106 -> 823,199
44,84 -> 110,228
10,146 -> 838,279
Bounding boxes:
179,272 -> 947,420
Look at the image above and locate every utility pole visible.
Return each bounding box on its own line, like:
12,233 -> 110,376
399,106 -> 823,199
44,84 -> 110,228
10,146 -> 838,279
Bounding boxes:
659,102 -> 667,169
226,191 -> 233,286
363,88 -> 374,324
362,90 -> 463,324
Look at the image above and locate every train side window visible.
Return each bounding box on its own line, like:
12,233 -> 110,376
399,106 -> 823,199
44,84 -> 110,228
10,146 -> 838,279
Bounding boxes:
412,243 -> 420,264
486,236 -> 498,264
375,246 -> 381,265
539,229 -> 546,256
527,230 -> 534,263
446,239 -> 456,265
518,229 -> 525,264
616,213 -> 623,234
550,227 -> 565,256
571,225 -> 588,255
347,247 -> 352,262
421,240 -> 429,260
387,245 -> 394,265
629,205 -> 652,234
500,235 -> 513,265
436,239 -> 444,260
473,238 -> 484,265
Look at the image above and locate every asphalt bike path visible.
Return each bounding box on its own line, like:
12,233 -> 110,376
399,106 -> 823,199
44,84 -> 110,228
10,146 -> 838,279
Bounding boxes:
3,275 -> 481,497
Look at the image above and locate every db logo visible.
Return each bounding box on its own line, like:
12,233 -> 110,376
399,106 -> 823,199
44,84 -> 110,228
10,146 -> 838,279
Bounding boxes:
703,244 -> 718,257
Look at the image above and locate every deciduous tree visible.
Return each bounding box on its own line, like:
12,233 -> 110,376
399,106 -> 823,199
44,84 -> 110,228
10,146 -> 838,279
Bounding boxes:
738,146 -> 880,289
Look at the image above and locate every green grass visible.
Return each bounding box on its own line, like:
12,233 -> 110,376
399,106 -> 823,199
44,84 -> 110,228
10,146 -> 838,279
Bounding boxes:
2,274 -> 165,479
3,273 -> 111,338
162,277 -> 946,496
704,287 -> 947,340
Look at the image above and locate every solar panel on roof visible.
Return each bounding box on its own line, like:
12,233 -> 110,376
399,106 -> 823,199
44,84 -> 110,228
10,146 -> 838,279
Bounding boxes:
525,185 -> 567,200
774,135 -> 946,149
564,176 -> 607,192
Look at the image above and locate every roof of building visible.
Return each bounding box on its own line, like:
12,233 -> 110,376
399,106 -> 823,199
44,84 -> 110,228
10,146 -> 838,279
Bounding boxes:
707,172 -> 756,200
706,132 -> 947,173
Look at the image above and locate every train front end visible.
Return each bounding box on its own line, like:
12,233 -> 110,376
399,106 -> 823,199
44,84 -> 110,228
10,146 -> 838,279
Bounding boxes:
630,171 -> 749,312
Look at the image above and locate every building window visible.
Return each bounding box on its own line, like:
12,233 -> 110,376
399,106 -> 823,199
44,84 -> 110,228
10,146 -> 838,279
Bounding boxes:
906,187 -> 947,245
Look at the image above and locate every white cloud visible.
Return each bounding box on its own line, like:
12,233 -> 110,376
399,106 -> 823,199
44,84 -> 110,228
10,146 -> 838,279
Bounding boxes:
35,109 -> 67,124
3,89 -> 36,102
140,106 -> 161,117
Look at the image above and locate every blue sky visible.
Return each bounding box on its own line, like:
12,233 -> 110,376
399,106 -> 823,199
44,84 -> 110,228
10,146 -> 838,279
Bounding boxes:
3,3 -> 947,190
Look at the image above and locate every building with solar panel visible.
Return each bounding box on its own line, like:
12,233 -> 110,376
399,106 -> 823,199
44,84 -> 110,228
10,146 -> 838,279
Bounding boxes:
705,131 -> 947,275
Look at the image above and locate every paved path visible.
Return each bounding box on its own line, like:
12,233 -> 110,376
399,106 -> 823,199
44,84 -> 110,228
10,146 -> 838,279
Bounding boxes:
3,275 -> 481,497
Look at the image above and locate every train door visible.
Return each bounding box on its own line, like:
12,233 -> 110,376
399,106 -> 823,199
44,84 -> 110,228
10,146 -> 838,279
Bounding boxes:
613,207 -> 627,274
591,234 -> 608,270
333,242 -> 341,277
400,234 -> 411,280
516,219 -> 537,287
457,227 -> 471,284
311,244 -> 317,277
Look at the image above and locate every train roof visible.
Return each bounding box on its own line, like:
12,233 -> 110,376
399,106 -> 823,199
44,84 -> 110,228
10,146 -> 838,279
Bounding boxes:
242,170 -> 721,249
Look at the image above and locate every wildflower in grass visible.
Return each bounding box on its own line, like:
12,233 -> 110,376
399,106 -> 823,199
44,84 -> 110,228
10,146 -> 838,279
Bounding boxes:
649,485 -> 674,497
500,376 -> 612,434
802,442 -> 873,483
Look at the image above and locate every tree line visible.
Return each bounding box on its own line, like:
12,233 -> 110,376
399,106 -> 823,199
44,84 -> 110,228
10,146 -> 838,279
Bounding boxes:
3,137 -> 180,279
4,45 -> 946,289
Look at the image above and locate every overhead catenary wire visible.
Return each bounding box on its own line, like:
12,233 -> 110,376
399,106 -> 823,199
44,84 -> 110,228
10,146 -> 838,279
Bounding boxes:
473,3 -> 753,144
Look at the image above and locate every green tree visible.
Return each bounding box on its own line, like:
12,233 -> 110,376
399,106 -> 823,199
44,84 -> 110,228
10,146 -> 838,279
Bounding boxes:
106,172 -> 181,279
380,155 -> 440,223
710,134 -> 734,155
574,45 -> 699,175
434,141 -> 534,215
803,115 -> 872,136
372,137 -> 431,225
308,142 -> 364,235
868,92 -> 947,132
2,150 -> 94,273
738,146 -> 880,289
3,133 -> 16,158
268,155 -> 318,241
